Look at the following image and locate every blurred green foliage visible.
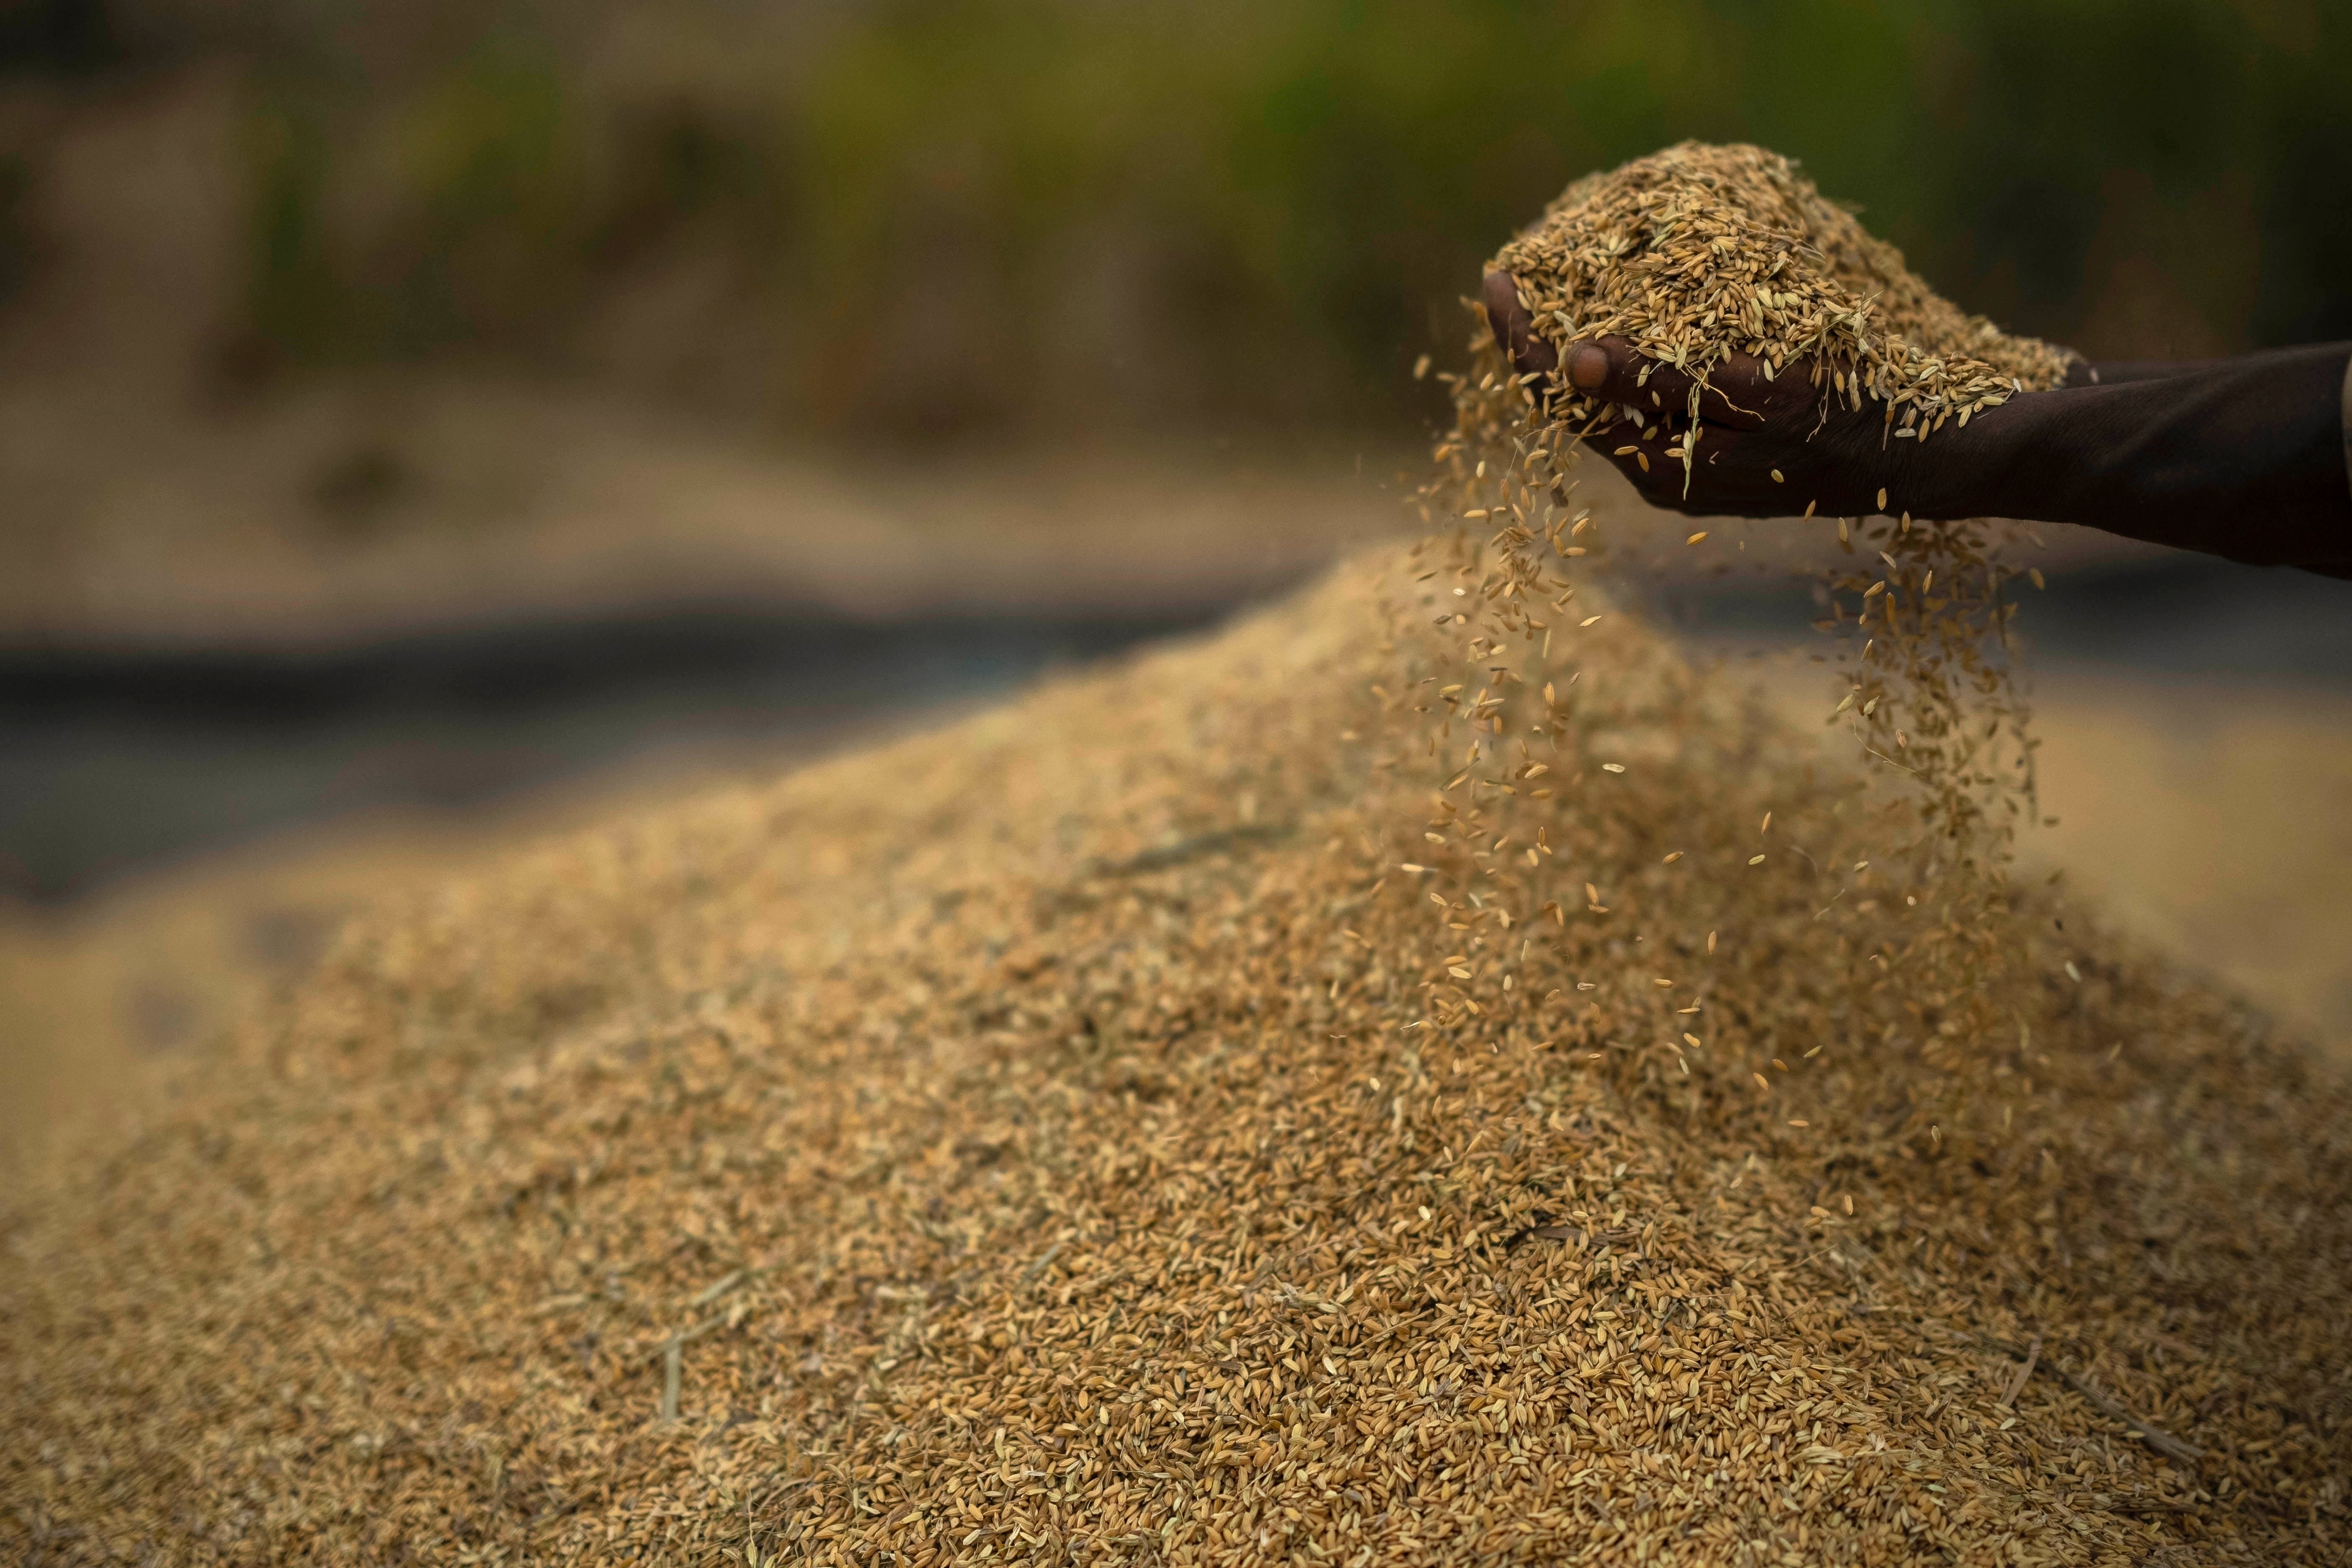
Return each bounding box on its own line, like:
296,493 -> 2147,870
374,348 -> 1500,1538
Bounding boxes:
236,0 -> 2352,438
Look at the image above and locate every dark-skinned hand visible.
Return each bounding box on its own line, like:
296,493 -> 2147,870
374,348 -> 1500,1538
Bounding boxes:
1480,268 -> 2352,583
1481,268 -> 1986,520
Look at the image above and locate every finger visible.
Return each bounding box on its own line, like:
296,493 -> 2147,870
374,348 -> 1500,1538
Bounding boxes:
1562,337 -> 1805,431
1563,338 -> 1760,425
1481,270 -> 1558,382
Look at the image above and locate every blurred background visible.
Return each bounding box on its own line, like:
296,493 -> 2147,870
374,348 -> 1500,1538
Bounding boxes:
4,0 -> 2349,1151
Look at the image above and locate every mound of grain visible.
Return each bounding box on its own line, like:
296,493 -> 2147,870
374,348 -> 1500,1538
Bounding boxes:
4,137 -> 2344,1567
4,550 -> 2349,1565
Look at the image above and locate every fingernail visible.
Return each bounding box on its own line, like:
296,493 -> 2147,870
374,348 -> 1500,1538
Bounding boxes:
1567,344 -> 1609,391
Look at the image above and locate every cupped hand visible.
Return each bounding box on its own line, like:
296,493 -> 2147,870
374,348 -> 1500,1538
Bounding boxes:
1482,268 -> 1940,519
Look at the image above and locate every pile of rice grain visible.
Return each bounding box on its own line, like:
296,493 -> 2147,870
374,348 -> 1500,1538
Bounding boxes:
4,560 -> 2349,1566
7,143 -> 2350,1566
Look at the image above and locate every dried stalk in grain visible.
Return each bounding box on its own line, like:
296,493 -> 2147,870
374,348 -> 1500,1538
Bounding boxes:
1983,1335 -> 2205,1463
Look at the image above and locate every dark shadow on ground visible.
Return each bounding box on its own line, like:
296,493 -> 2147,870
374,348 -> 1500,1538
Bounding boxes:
6,554 -> 2346,905
0,605 -> 1224,901
1624,553 -> 2352,679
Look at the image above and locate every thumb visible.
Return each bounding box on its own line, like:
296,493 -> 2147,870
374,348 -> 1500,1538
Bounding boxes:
1482,271 -> 1558,381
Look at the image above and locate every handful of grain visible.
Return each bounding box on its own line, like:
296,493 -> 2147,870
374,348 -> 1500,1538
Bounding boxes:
1491,141 -> 2073,433
1435,142 -> 2052,939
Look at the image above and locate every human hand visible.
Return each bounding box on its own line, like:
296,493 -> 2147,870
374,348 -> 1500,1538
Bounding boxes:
1482,269 -> 2352,571
1481,268 -> 1995,520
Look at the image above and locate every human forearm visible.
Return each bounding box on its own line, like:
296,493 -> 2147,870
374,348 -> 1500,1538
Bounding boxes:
1934,345 -> 2352,572
2063,343 -> 2344,387
2064,358 -> 2220,387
